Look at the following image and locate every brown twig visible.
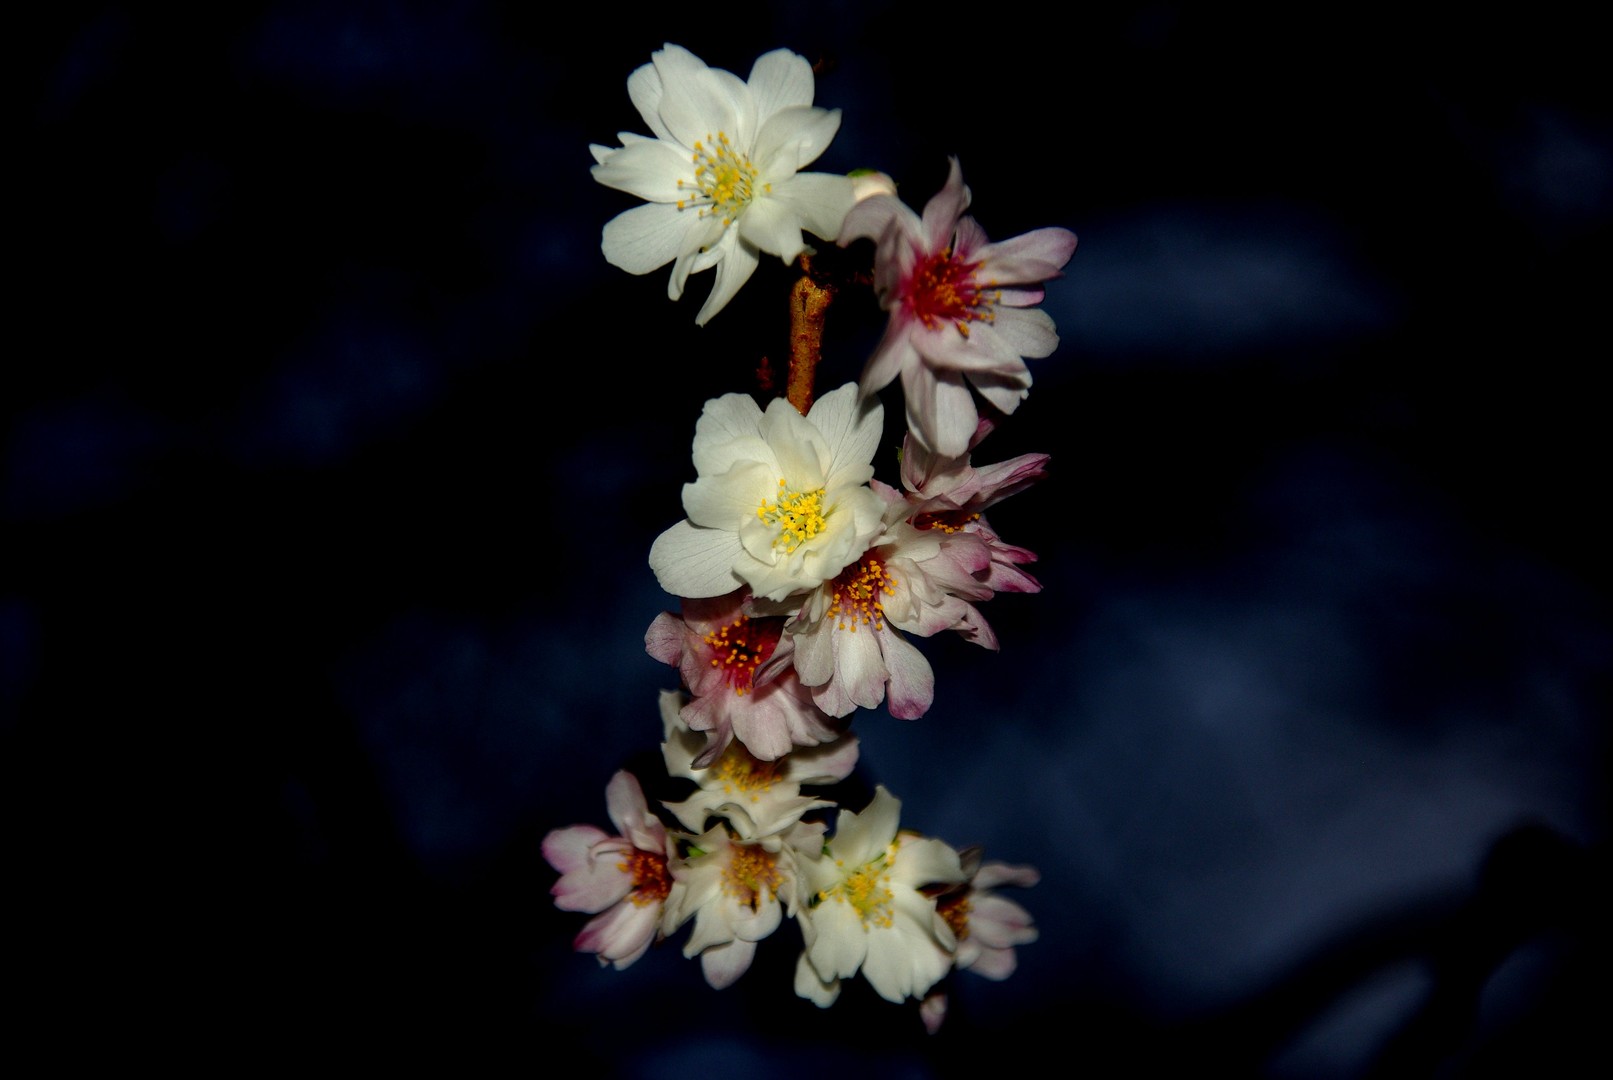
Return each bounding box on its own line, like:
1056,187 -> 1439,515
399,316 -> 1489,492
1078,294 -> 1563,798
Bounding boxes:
786,255 -> 835,415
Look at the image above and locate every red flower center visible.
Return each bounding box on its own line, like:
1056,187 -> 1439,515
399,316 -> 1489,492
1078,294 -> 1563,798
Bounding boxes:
703,615 -> 783,696
904,249 -> 997,336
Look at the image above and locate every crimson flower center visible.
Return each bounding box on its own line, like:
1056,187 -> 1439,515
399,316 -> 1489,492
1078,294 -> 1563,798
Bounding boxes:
703,615 -> 783,696
904,249 -> 998,336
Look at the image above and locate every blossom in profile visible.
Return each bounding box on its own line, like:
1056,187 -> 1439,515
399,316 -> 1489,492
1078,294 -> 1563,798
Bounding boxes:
839,157 -> 1077,457
898,420 -> 1047,596
648,383 -> 886,604
657,688 -> 859,842
542,771 -> 685,970
794,786 -> 966,1006
646,591 -> 839,764
920,847 -> 1040,1033
591,44 -> 856,325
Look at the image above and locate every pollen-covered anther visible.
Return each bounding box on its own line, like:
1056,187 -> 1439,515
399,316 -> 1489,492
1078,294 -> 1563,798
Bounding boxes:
702,614 -> 783,697
827,846 -> 897,928
912,510 -> 982,534
905,248 -> 998,335
757,479 -> 829,554
619,850 -> 672,905
721,844 -> 783,911
713,744 -> 781,799
681,131 -> 760,226
828,557 -> 897,632
936,893 -> 972,940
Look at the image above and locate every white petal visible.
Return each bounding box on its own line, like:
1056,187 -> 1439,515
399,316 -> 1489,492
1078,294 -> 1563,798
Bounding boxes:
806,898 -> 868,980
691,397 -> 770,480
590,137 -> 695,202
700,938 -> 757,989
880,628 -> 936,720
601,202 -> 703,276
604,771 -> 659,850
794,950 -> 841,1007
991,305 -> 1059,359
737,193 -> 806,263
682,459 -> 773,529
694,236 -> 760,325
835,786 -> 899,863
807,382 -> 883,490
770,172 -> 856,243
971,369 -> 1033,417
648,519 -> 745,598
902,362 -> 978,459
893,837 -> 966,889
626,57 -> 672,143
754,105 -> 842,177
921,157 -> 971,252
651,45 -> 742,150
758,396 -> 830,486
667,223 -> 730,301
748,49 -> 815,122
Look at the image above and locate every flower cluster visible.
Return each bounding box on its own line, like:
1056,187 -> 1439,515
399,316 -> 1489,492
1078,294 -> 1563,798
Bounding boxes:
548,43 -> 1071,1024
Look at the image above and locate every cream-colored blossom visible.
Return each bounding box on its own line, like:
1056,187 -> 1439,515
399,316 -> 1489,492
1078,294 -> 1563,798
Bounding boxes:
648,383 -> 886,603
591,44 -> 855,324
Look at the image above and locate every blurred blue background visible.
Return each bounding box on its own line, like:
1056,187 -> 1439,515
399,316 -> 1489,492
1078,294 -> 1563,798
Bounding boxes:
9,3 -> 1609,1075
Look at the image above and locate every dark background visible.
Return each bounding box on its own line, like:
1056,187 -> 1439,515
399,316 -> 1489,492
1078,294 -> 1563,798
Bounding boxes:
9,3 -> 1609,1074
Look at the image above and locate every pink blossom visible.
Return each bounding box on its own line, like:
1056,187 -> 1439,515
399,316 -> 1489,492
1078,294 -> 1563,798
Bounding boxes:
840,158 -> 1077,458
646,590 -> 840,765
898,420 -> 1047,596
934,848 -> 1040,982
541,771 -> 682,970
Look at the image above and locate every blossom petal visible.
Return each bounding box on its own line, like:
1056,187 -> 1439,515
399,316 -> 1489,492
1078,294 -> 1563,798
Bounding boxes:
969,894 -> 1039,949
770,171 -> 856,243
738,193 -> 805,262
575,900 -> 659,969
806,897 -> 869,980
600,202 -> 704,276
590,137 -> 694,202
974,861 -> 1041,891
963,943 -> 1018,980
916,320 -> 1029,376
695,236 -> 760,325
649,519 -> 745,598
902,362 -> 978,458
970,368 -> 1033,418
991,306 -> 1060,360
541,824 -> 610,875
795,950 -> 841,1007
920,157 -> 971,252
895,836 -> 966,889
625,61 -> 672,143
880,627 -> 936,720
604,770 -> 660,851
651,45 -> 744,151
805,383 -> 882,492
683,459 -> 774,529
861,917 -> 952,1003
748,48 -> 815,122
857,318 -> 920,397
980,226 -> 1079,284
754,105 -> 842,178
835,786 -> 900,863
700,938 -> 758,990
